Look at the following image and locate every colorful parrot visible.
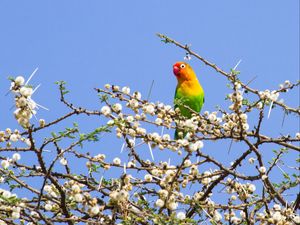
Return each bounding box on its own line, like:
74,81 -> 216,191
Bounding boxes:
173,62 -> 205,139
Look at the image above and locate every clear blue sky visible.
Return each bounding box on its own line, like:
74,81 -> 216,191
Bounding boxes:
0,0 -> 299,209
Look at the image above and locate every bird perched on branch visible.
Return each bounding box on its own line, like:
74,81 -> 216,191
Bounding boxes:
173,62 -> 205,139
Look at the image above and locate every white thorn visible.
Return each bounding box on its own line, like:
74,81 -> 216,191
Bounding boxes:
276,164 -> 287,175
120,143 -> 125,153
27,98 -> 49,111
98,176 -> 103,190
160,126 -> 164,136
152,175 -> 162,181
25,67 -> 39,85
201,207 -> 215,223
32,110 -> 38,121
123,163 -> 127,174
148,142 -> 154,161
35,102 -> 49,111
268,101 -> 274,119
233,59 -> 242,70
32,84 -> 41,94
236,177 -> 247,196
42,149 -> 51,152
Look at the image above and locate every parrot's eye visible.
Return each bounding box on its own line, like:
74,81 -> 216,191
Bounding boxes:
180,64 -> 186,69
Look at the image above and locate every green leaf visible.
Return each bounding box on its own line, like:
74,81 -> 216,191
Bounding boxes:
62,90 -> 69,95
8,76 -> 14,82
230,69 -> 240,75
283,173 -> 290,180
51,132 -> 57,138
55,80 -> 66,85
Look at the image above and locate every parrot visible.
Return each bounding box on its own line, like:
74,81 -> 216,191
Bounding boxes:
173,62 -> 205,139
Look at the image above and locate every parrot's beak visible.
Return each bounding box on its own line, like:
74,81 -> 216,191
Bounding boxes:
173,65 -> 180,76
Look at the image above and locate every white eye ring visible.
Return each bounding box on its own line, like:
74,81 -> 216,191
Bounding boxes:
180,64 -> 186,69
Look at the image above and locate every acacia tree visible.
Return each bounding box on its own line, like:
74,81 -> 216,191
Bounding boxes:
0,34 -> 299,225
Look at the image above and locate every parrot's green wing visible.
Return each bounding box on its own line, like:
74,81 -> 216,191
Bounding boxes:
174,89 -> 204,139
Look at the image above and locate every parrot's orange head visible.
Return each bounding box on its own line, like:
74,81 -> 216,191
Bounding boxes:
173,62 -> 196,82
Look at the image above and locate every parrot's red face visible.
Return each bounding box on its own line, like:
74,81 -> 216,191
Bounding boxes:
173,62 -> 195,83
173,62 -> 187,77
173,62 -> 198,84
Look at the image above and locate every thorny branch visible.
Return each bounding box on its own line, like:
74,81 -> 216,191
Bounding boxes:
0,35 -> 299,224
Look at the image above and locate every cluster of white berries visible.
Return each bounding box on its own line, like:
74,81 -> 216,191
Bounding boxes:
155,189 -> 178,211
226,178 -> 256,201
192,192 -> 224,222
259,89 -> 280,102
9,75 -> 46,128
176,211 -> 186,220
0,188 -> 17,200
113,157 -> 121,165
224,212 -> 242,224
228,89 -> 243,112
1,152 -> 21,170
176,116 -> 199,138
11,206 -> 21,219
11,76 -> 35,128
93,153 -> 106,161
109,189 -> 129,205
62,180 -> 107,218
59,157 -> 68,166
43,184 -> 59,198
100,105 -> 111,116
144,174 -> 153,182
255,204 -> 300,224
220,112 -> 249,137
0,128 -> 31,147
278,80 -> 292,90
0,189 -> 23,219
188,140 -> 204,152
64,180 -> 86,204
258,166 -> 268,180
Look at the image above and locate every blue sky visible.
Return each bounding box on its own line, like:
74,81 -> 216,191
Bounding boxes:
0,1 -> 299,113
0,0 -> 299,211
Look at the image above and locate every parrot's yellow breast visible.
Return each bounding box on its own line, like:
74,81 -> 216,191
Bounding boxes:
177,79 -> 204,97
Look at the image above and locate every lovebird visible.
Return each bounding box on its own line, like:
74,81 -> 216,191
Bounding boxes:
173,62 -> 205,139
